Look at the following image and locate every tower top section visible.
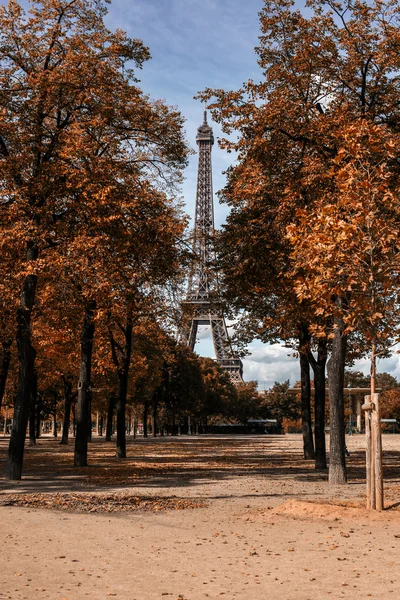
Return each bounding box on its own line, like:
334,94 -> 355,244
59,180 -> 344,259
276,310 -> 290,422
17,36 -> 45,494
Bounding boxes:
196,109 -> 214,145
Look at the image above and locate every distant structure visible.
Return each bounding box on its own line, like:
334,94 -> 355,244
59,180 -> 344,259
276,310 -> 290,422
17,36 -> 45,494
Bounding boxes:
181,110 -> 243,384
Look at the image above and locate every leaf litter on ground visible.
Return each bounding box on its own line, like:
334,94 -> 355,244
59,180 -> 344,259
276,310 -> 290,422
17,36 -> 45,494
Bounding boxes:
0,492 -> 207,513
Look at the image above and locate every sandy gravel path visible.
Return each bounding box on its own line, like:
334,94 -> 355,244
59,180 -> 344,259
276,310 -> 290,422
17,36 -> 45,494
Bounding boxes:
1,434 -> 400,600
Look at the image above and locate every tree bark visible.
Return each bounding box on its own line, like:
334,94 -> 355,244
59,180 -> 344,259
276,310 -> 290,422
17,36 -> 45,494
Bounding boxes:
60,376 -> 73,445
172,411 -> 176,436
143,402 -> 148,438
74,301 -> 96,467
308,339 -> 328,470
116,370 -> 128,457
87,394 -> 92,441
105,394 -> 115,441
152,398 -> 158,438
29,369 -> 37,446
35,395 -> 41,440
110,313 -> 133,459
299,326 -> 315,460
0,339 -> 12,410
7,243 -> 38,480
52,410 -> 58,437
98,414 -> 103,436
327,300 -> 348,485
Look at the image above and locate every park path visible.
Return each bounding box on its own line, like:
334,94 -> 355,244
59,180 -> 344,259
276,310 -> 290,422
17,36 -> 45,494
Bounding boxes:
1,434 -> 400,599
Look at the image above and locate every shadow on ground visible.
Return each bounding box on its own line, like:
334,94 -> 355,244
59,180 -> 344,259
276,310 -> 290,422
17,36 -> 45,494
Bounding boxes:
0,434 -> 398,498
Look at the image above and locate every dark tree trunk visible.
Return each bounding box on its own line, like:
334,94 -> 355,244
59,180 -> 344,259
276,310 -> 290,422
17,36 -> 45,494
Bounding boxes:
7,244 -> 38,480
52,410 -> 57,437
299,327 -> 315,460
29,370 -> 37,446
308,340 -> 328,470
116,371 -> 128,457
60,376 -> 73,445
110,313 -> 133,459
327,300 -> 348,485
105,394 -> 115,442
0,339 -> 12,410
172,411 -> 176,436
87,394 -> 92,442
29,404 -> 36,445
152,398 -> 158,438
98,414 -> 103,436
35,395 -> 41,440
143,402 -> 148,438
74,301 -> 96,467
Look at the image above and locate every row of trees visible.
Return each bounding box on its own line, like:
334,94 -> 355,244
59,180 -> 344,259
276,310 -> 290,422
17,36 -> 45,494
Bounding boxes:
200,0 -> 400,483
3,0 -> 400,487
2,318 -> 262,443
0,0 -> 194,479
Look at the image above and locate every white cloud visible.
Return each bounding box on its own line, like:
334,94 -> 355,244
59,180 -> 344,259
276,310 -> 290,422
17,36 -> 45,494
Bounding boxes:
242,342 -> 300,388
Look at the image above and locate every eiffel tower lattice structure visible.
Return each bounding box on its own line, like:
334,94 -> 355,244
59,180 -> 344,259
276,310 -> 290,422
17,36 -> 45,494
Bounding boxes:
181,110 -> 243,384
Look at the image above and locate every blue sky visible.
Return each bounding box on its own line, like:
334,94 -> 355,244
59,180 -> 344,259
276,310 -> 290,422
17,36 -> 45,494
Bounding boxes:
103,0 -> 400,387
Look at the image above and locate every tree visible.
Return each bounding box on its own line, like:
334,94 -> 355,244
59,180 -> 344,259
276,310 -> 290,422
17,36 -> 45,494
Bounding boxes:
0,0 -> 189,479
198,357 -> 238,423
200,0 -> 400,484
261,380 -> 301,427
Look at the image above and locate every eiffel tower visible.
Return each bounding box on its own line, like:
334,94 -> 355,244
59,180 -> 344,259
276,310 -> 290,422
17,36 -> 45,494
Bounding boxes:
181,110 -> 243,384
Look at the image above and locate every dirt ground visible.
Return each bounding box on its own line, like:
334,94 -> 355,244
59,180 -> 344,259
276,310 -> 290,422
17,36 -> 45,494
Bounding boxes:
1,433 -> 400,600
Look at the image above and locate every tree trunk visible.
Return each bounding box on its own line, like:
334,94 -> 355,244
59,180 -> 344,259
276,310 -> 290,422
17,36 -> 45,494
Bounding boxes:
116,371 -> 128,457
173,411 -> 177,435
117,318 -> 133,458
108,312 -> 134,456
152,395 -> 158,438
74,301 -> 96,467
0,339 -> 12,410
105,394 -> 115,442
7,243 -> 38,480
327,302 -> 348,485
299,327 -> 315,460
143,402 -> 148,438
60,376 -> 73,445
133,415 -> 137,438
52,411 -> 57,437
308,339 -> 328,470
87,394 -> 92,442
35,397 -> 41,440
29,370 -> 37,446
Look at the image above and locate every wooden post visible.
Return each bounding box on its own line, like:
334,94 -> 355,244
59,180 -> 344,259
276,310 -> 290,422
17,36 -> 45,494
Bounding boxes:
363,393 -> 384,511
362,396 -> 374,510
371,415 -> 376,510
372,393 -> 384,511
365,411 -> 372,509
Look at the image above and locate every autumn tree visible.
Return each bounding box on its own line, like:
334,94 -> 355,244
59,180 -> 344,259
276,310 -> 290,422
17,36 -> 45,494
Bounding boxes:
0,0 -> 189,479
261,381 -> 301,428
197,357 -> 238,424
200,0 -> 400,483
